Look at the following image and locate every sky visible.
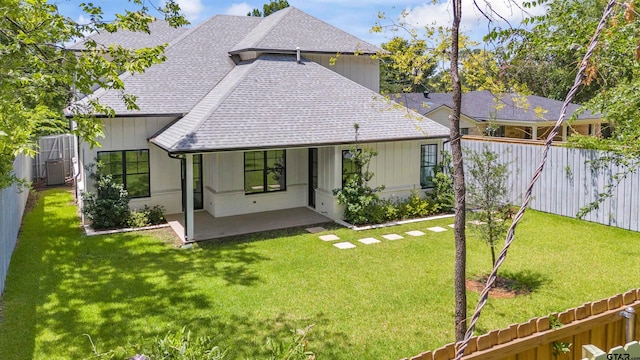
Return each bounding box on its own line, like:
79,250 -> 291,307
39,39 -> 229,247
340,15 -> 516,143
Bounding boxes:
53,0 -> 546,46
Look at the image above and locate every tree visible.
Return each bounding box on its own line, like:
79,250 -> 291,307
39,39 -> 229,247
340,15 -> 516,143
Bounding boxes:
0,0 -> 187,189
247,0 -> 290,17
465,146 -> 510,270
449,0 -> 468,342
379,37 -> 436,94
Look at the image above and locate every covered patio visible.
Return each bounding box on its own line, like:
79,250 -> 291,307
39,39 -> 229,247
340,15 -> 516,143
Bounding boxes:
165,207 -> 333,242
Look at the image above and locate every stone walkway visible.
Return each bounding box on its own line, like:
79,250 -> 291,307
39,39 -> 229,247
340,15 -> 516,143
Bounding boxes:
307,224 -> 456,250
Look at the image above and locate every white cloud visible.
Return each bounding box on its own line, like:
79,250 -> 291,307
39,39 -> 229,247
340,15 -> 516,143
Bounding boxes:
403,0 -> 546,37
225,3 -> 253,16
175,0 -> 205,21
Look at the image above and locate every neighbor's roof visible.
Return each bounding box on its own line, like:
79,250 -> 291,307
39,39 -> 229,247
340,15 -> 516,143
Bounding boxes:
395,91 -> 600,122
68,19 -> 189,51
229,7 -> 381,55
150,55 -> 449,153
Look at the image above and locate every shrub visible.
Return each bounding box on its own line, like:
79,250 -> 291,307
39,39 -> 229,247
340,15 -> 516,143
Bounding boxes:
428,151 -> 455,213
82,172 -> 131,230
128,209 -> 150,228
398,190 -> 434,219
144,205 -> 166,225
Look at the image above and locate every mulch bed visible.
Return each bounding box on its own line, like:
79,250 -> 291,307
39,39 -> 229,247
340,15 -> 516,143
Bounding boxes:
466,274 -> 531,298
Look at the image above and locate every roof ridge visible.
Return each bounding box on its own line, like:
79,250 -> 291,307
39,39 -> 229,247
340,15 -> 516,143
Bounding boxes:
232,7 -> 293,53
166,57 -> 262,151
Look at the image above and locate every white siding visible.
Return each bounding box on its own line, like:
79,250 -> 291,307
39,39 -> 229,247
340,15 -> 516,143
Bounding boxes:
303,53 -> 380,92
204,148 -> 308,217
80,116 -> 183,214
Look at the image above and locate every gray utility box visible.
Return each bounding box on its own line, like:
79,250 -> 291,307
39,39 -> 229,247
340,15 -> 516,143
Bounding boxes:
46,159 -> 65,186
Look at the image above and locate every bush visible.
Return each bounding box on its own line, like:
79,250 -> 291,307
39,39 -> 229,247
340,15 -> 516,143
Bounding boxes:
144,205 -> 166,225
398,190 -> 433,219
82,173 -> 131,230
427,151 -> 455,213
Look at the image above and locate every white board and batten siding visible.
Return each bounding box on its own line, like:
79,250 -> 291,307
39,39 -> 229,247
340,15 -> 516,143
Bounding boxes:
203,149 -> 308,217
81,116 -> 183,214
316,139 -> 444,220
303,54 -> 380,93
449,139 -> 640,232
1,154 -> 33,294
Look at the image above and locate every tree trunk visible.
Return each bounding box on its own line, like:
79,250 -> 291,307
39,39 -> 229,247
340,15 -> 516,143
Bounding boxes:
450,0 -> 467,342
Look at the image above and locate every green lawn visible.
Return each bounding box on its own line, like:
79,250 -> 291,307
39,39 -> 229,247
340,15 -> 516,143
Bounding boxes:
1,188 -> 639,359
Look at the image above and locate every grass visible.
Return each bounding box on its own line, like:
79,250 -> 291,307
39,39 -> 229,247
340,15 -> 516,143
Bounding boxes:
0,188 -> 639,359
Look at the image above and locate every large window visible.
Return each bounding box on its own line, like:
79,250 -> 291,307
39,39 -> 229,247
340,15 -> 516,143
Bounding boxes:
420,144 -> 437,189
342,149 -> 360,188
97,149 -> 150,198
244,150 -> 286,194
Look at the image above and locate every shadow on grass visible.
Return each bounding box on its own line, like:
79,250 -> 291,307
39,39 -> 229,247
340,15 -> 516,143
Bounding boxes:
499,269 -> 549,293
0,189 -> 351,359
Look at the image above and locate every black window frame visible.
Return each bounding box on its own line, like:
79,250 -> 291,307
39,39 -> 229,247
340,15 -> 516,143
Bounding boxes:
97,149 -> 150,198
420,144 -> 438,189
342,149 -> 361,188
244,150 -> 287,195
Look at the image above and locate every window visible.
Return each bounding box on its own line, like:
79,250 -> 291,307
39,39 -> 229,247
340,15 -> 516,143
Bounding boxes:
97,149 -> 150,198
460,128 -> 470,136
342,149 -> 360,187
244,150 -> 286,194
485,125 -> 505,137
420,144 -> 438,189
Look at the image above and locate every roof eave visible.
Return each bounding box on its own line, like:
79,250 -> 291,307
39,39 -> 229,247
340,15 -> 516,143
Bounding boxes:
229,48 -> 380,56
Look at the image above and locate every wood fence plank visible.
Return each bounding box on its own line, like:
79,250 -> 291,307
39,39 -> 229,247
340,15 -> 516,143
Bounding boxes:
517,322 -> 536,338
517,348 -> 537,360
477,331 -> 499,351
462,338 -> 477,356
558,309 -> 575,325
537,317 -> 550,332
592,300 -> 609,315
409,351 -> 432,360
608,294 -> 623,310
590,320 -> 606,350
572,329 -> 591,360
498,327 -> 516,344
623,290 -> 637,304
535,343 -> 552,360
432,346 -> 450,360
575,304 -> 591,320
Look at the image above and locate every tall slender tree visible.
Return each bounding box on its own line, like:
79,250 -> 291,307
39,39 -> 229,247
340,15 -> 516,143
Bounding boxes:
450,0 -> 468,342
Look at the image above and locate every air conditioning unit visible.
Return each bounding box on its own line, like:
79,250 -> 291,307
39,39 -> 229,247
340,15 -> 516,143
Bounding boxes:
46,159 -> 65,186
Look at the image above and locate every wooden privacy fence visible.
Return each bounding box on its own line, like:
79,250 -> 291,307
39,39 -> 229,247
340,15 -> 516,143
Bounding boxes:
0,154 -> 32,295
445,137 -> 640,232
406,289 -> 640,360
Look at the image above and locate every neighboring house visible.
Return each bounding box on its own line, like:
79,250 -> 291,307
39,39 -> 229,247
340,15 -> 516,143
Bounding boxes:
395,90 -> 608,141
69,7 -> 450,241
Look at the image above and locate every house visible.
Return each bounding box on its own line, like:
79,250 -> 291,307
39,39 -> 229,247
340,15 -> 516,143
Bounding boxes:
70,7 -> 450,241
395,91 -> 608,141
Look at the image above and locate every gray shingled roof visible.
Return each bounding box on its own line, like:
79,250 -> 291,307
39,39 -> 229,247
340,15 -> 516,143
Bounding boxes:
150,55 -> 449,153
78,15 -> 262,115
395,90 -> 600,122
229,7 -> 381,55
68,19 -> 188,50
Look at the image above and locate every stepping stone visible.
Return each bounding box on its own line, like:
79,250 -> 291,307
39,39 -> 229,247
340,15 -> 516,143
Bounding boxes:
382,234 -> 404,240
306,226 -> 327,234
319,234 -> 340,241
427,226 -> 448,233
333,242 -> 356,249
358,237 -> 381,245
448,224 -> 455,228
468,220 -> 487,225
406,230 -> 425,236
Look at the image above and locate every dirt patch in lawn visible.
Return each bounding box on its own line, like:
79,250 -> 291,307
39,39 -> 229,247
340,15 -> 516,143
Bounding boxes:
466,275 -> 532,298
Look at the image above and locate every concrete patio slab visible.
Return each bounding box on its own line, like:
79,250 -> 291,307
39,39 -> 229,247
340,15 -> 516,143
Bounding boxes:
306,226 -> 327,233
165,207 -> 331,241
358,237 -> 381,244
406,230 -> 425,236
427,226 -> 448,233
382,234 -> 403,240
334,242 -> 356,249
319,234 -> 340,241
448,224 -> 455,228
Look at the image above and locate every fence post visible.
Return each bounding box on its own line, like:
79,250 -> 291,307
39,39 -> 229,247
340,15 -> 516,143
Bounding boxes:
620,307 -> 636,343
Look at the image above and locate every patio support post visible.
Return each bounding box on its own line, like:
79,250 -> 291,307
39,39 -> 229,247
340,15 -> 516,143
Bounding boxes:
531,126 -> 537,140
185,153 -> 195,241
562,125 -> 568,141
